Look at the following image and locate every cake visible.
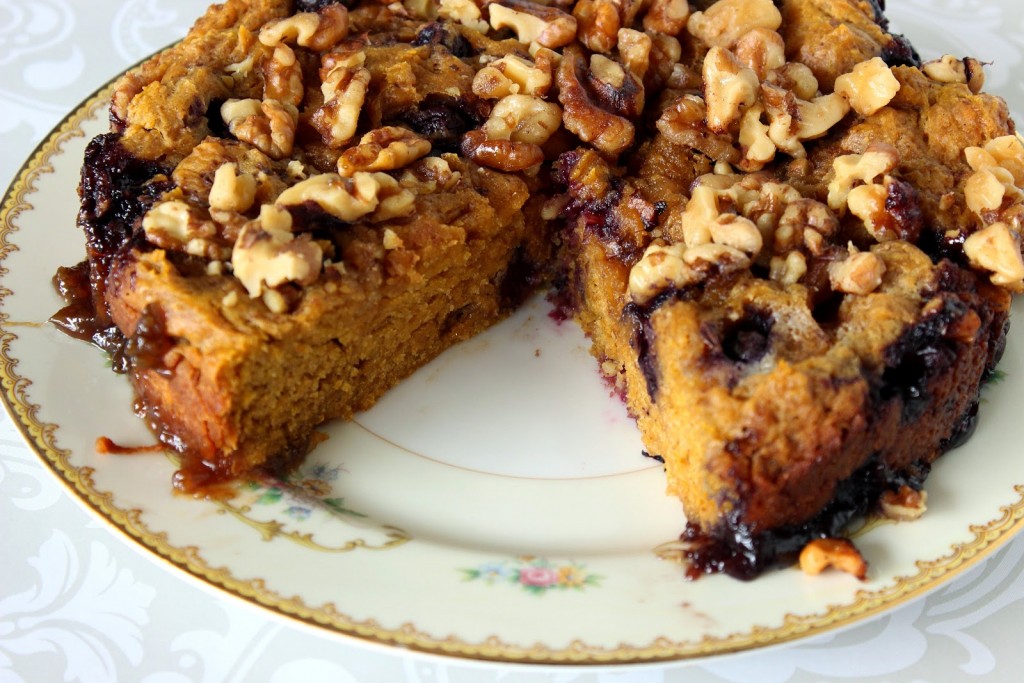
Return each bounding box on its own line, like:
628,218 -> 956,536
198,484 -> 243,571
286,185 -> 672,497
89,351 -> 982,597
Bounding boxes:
53,0 -> 1024,579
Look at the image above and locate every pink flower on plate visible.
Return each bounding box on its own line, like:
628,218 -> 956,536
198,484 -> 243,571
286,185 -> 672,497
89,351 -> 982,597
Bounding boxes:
518,565 -> 559,587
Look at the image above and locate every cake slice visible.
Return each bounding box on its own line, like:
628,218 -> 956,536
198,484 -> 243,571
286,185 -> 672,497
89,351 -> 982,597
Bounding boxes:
54,0 -> 1024,578
57,0 -> 553,488
555,2 -> 1017,576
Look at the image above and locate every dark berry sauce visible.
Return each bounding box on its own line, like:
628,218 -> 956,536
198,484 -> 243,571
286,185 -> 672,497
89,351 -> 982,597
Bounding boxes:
681,455 -> 931,580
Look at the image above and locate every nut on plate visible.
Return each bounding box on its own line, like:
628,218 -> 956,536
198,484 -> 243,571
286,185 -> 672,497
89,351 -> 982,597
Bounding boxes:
799,538 -> 868,580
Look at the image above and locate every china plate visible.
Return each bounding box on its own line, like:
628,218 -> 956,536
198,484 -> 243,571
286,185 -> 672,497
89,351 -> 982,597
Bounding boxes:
4,12 -> 1024,665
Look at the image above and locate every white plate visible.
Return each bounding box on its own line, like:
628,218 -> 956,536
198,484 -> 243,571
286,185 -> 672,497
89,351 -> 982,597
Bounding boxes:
4,5 -> 1024,663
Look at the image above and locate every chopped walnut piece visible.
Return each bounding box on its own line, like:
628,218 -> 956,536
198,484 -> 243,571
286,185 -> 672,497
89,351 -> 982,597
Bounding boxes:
557,47 -> 634,154
681,242 -> 751,271
616,28 -> 652,81
708,214 -> 763,255
221,98 -> 298,160
337,127 -> 432,176
489,0 -> 578,49
826,144 -> 900,212
591,54 -> 626,89
828,245 -> 886,295
799,538 -> 867,580
399,156 -> 463,192
472,53 -> 553,99
732,28 -> 785,80
643,0 -> 690,37
231,208 -> 323,299
703,46 -> 760,134
922,55 -> 986,94
879,486 -> 928,522
573,0 -> 621,54
259,5 -> 349,51
628,241 -> 699,304
967,135 -> 1024,185
312,58 -> 371,148
965,165 -> 1018,216
762,85 -> 850,158
678,184 -> 720,246
656,94 -> 739,164
483,94 -> 563,145
738,102 -> 774,170
142,200 -> 220,258
765,61 -> 819,101
382,228 -> 404,250
209,163 -> 258,213
438,0 -> 488,33
963,222 -> 1024,290
262,44 -> 304,107
461,129 -> 545,172
847,182 -> 890,239
277,172 -> 388,222
769,250 -> 807,284
687,0 -> 781,49
834,57 -> 901,117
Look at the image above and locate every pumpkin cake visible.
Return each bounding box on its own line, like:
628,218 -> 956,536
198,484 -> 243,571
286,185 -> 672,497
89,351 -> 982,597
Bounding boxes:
54,0 -> 1024,578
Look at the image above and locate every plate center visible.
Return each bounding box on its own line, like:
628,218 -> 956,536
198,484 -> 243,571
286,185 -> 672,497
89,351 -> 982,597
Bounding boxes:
355,295 -> 653,479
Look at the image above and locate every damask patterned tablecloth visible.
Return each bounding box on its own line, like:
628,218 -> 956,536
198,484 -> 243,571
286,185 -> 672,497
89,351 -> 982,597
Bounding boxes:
2,1 -> 1024,681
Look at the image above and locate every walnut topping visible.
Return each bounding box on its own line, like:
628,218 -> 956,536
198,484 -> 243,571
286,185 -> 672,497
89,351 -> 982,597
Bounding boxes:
963,222 -> 1024,290
828,245 -> 886,295
438,0 -> 488,33
591,54 -> 626,89
703,46 -> 760,134
879,486 -> 928,522
231,207 -> 323,299
616,29 -> 652,81
738,102 -> 775,170
846,182 -> 889,239
833,57 -> 901,117
483,94 -> 563,145
681,242 -> 751,270
827,144 -> 900,212
557,47 -> 634,154
399,156 -> 463,192
262,44 -> 304,107
142,200 -> 221,257
922,55 -> 986,94
628,241 -> 697,304
769,250 -> 807,284
370,173 -> 418,222
708,214 -> 763,255
488,0 -> 578,49
964,137 -> 1024,225
762,85 -> 850,158
221,98 -> 298,160
765,61 -> 819,101
276,172 -> 400,222
687,0 -> 782,49
461,129 -> 545,171
678,184 -> 720,246
472,53 -> 553,99
259,5 -> 349,51
628,235 -> 753,304
573,0 -> 620,54
337,127 -> 432,176
968,136 -> 1024,185
209,163 -> 258,213
656,94 -> 739,164
643,0 -> 690,37
312,56 -> 371,148
733,28 -> 785,81
799,538 -> 867,580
